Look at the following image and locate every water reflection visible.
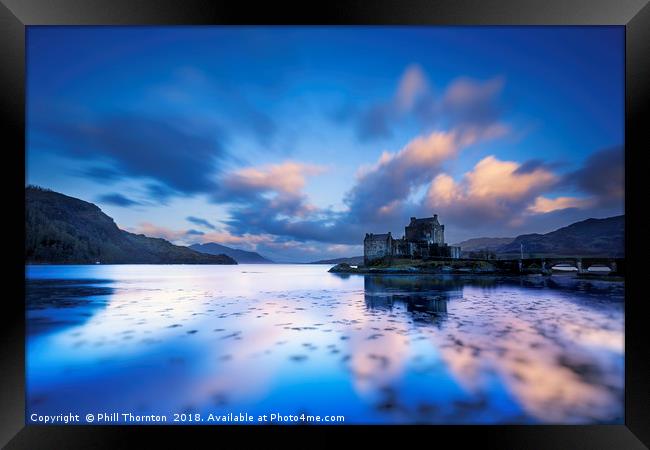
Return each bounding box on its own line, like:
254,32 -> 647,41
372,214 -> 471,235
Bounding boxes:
26,279 -> 114,334
26,265 -> 623,424
363,275 -> 461,325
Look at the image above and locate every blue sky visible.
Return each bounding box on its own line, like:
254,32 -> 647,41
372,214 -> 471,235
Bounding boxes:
26,26 -> 624,262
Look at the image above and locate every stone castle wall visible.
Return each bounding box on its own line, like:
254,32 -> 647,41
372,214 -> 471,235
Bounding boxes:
364,216 -> 460,264
364,233 -> 394,262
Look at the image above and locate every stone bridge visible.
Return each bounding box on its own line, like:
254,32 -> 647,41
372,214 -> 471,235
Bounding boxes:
490,257 -> 624,275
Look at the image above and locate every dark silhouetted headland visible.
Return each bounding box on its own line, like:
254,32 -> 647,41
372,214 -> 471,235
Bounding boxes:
189,242 -> 273,264
26,186 -> 237,265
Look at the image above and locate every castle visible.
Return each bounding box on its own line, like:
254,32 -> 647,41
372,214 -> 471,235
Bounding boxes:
364,214 -> 461,265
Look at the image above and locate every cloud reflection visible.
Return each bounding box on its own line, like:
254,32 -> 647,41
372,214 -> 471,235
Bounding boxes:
27,266 -> 623,424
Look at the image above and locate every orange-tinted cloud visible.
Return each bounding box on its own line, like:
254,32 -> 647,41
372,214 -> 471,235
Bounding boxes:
348,126 -> 508,224
132,222 -> 191,241
527,196 -> 594,214
223,161 -> 326,196
428,155 -> 557,204
128,222 -> 278,249
426,155 -> 560,227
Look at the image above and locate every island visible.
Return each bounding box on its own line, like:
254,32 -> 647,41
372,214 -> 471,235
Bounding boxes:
329,214 -> 624,279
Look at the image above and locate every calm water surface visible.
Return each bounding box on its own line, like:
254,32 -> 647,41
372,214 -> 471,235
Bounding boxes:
26,264 -> 624,424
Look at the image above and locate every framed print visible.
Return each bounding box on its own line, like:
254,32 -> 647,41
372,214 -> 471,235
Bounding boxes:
1,0 -> 649,448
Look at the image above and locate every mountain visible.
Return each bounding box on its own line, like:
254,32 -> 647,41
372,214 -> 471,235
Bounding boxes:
496,215 -> 624,257
25,186 -> 237,265
189,242 -> 273,264
453,237 -> 514,252
309,256 -> 364,265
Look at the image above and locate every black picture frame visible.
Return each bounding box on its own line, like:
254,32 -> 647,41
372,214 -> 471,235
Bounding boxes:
2,0 -> 648,448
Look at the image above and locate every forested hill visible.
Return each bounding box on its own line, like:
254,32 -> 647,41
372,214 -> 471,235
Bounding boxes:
26,186 -> 236,265
496,215 -> 624,257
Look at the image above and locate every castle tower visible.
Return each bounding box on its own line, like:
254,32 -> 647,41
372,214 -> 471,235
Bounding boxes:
405,214 -> 445,245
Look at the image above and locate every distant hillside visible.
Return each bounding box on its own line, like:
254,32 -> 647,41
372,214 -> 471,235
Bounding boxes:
189,242 -> 273,264
453,237 -> 514,252
497,215 -> 624,257
26,186 -> 237,265
310,256 -> 364,265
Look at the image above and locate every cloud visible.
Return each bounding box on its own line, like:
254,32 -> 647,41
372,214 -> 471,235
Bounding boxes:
129,222 -> 267,247
131,222 -> 193,241
513,159 -> 564,175
346,125 -> 509,224
41,114 -> 227,198
126,220 -> 358,262
440,76 -> 505,127
352,66 -> 425,141
426,155 -> 559,227
217,130 -> 472,246
420,148 -> 623,240
566,146 -> 624,208
180,159 -> 361,248
357,104 -> 393,141
325,243 -> 361,255
527,196 -> 595,214
394,64 -> 430,112
83,166 -> 124,182
35,66 -> 285,205
344,65 -> 505,142
145,183 -> 178,205
124,143 -> 622,257
221,161 -> 326,197
43,63 -> 619,254
213,161 -> 327,220
96,193 -> 143,207
217,122 -> 509,247
463,155 -> 557,201
154,66 -> 278,147
197,231 -> 276,248
224,207 -> 355,245
38,64 -> 514,252
346,130 -> 460,223
186,216 -> 216,230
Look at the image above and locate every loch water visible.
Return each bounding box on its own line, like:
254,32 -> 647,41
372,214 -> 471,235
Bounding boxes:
26,264 -> 624,424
